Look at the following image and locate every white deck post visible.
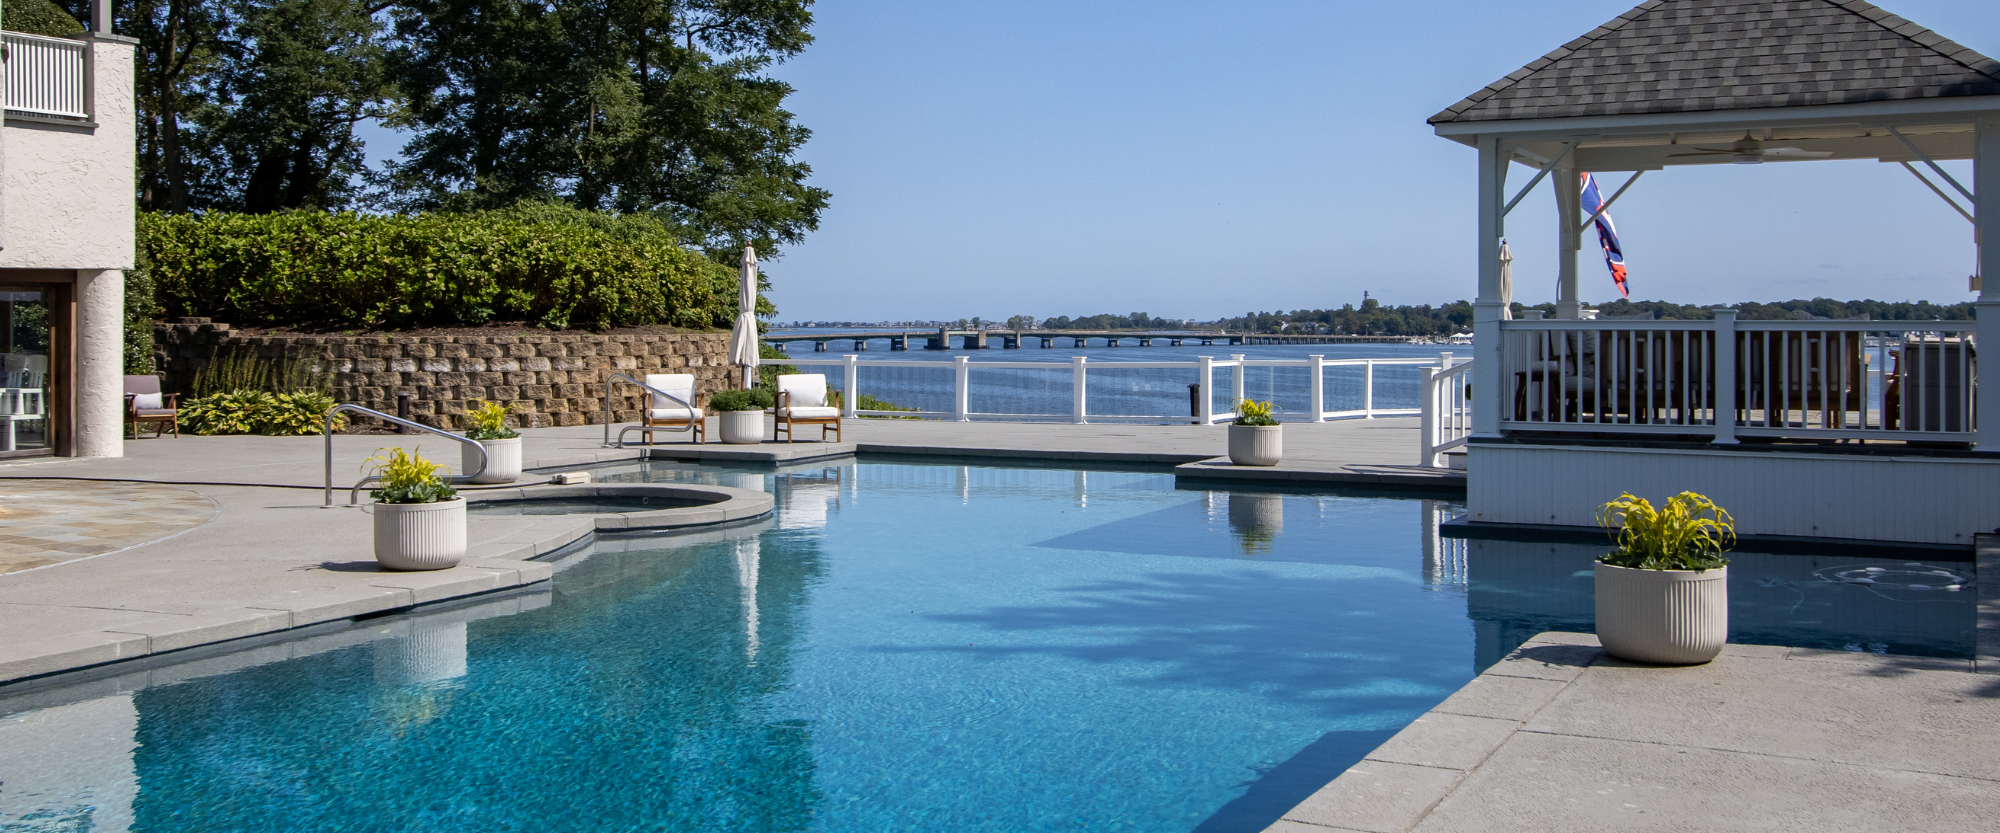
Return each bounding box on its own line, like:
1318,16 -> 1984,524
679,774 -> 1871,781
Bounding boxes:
1362,360 -> 1377,418
1976,113 -> 2000,452
954,356 -> 970,421
1420,366 -> 1440,467
1230,353 -> 1246,413
1711,310 -> 1738,444
1472,135 -> 1509,437
1308,354 -> 1325,421
1071,355 -> 1088,424
1197,356 -> 1214,424
1555,159 -> 1582,319
843,354 -> 859,418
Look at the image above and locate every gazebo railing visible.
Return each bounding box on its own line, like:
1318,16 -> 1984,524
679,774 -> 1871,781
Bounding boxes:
1498,314 -> 1976,442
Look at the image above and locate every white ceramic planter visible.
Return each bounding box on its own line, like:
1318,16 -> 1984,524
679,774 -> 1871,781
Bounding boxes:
1228,424 -> 1282,466
464,436 -> 522,484
373,498 -> 467,571
1594,562 -> 1729,665
717,410 -> 766,444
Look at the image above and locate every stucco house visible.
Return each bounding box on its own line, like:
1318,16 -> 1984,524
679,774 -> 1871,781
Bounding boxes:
0,0 -> 133,458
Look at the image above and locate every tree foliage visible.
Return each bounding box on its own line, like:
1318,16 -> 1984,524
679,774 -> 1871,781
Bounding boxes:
6,0 -> 83,36
114,0 -> 828,262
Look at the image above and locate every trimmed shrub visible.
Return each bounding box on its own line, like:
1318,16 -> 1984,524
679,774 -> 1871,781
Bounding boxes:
143,207 -> 740,330
4,0 -> 83,37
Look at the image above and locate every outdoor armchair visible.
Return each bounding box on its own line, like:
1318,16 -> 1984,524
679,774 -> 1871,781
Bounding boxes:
124,375 -> 180,439
641,373 -> 704,443
775,374 -> 842,443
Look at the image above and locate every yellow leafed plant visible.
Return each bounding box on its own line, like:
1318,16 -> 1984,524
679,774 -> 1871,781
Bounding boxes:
1234,399 -> 1279,426
1596,491 -> 1734,571
364,447 -> 456,505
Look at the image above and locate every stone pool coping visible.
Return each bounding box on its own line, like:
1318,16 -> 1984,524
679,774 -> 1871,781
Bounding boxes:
0,479 -> 771,686
1263,628 -> 2000,833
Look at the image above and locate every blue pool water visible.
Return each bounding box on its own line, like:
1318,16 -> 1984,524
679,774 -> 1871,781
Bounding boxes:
0,461 -> 1976,832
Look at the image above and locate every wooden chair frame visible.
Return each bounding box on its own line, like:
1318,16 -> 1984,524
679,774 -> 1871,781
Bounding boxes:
124,375 -> 180,440
775,388 -> 842,443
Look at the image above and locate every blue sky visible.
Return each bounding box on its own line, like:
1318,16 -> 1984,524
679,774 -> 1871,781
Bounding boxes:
363,1 -> 2000,321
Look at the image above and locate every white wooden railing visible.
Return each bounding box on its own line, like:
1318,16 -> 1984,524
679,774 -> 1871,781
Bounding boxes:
1499,312 -> 1976,442
4,32 -> 89,119
1420,357 -> 1475,467
778,353 -> 1458,424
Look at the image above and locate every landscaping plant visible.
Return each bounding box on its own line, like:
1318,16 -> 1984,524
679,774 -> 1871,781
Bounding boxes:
1596,491 -> 1734,571
463,400 -> 520,441
366,448 -> 457,505
708,388 -> 775,412
1234,399 -> 1280,426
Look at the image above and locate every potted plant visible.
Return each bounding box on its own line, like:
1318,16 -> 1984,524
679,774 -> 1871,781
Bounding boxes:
709,388 -> 773,444
461,399 -> 522,484
367,447 -> 466,571
1228,399 -> 1282,466
1594,491 -> 1734,665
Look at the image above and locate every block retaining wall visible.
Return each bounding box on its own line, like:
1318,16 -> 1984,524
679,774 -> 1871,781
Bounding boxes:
153,321 -> 734,429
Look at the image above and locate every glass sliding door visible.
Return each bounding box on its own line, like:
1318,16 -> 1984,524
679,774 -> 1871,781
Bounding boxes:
1,289 -> 54,454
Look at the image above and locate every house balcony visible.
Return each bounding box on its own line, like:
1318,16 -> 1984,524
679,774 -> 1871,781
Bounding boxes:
3,31 -> 90,122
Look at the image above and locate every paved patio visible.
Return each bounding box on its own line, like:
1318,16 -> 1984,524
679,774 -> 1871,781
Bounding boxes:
1265,630 -> 2000,833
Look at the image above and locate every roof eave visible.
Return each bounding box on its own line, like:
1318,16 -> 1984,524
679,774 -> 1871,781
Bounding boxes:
1430,95 -> 2000,144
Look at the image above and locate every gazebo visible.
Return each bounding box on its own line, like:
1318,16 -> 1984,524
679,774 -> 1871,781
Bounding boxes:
1430,0 -> 2000,544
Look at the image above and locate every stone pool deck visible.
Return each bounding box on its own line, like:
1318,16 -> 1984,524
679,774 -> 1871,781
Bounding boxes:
0,417 -> 1447,685
1265,630 -> 2000,833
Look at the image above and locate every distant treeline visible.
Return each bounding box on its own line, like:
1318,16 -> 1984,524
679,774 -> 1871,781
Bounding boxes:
1212,298 -> 1977,335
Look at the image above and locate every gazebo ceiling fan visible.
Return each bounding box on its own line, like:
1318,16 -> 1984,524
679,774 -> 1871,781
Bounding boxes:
1667,132 -> 1833,164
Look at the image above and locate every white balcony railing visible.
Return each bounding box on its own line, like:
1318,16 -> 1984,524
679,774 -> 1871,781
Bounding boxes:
1420,357 -> 1474,467
4,32 -> 89,120
1499,314 -> 1976,442
779,353 -> 1462,424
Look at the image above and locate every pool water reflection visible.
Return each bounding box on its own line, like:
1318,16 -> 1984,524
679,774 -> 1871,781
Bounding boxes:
0,461 -> 1975,833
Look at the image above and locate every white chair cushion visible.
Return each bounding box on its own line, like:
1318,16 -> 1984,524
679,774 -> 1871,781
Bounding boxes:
777,374 -> 828,408
647,406 -> 703,421
132,392 -> 163,410
644,374 -> 697,411
782,406 -> 840,419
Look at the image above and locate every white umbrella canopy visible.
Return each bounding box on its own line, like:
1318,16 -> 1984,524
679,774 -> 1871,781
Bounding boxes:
1497,239 -> 1515,320
728,245 -> 762,388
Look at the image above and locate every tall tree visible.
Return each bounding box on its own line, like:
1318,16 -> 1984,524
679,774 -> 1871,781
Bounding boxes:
118,0 -> 396,213
388,0 -> 829,258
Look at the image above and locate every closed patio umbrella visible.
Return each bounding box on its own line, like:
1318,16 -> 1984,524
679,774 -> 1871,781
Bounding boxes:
728,245 -> 762,389
1498,239 -> 1515,320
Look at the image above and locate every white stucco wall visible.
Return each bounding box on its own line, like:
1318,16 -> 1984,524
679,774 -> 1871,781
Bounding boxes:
1467,442 -> 2000,545
0,38 -> 136,271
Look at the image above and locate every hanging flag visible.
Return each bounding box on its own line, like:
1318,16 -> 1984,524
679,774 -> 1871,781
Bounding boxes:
1580,173 -> 1629,297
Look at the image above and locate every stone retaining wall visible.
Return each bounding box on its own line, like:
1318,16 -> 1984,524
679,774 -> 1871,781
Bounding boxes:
152,320 -> 733,428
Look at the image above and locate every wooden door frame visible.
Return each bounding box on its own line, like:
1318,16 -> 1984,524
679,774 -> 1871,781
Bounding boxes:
0,270 -> 79,457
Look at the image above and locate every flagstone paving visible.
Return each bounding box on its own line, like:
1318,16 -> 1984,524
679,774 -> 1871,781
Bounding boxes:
0,481 -> 216,574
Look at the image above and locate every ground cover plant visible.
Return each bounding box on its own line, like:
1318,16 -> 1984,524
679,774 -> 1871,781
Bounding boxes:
179,347 -> 344,435
1596,491 -> 1734,571
708,388 -> 775,412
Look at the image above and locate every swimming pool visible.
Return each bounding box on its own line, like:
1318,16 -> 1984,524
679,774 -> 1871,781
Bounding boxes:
0,461 -> 1976,832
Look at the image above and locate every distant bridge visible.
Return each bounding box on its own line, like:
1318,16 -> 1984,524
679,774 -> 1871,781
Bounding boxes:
765,329 -> 1421,352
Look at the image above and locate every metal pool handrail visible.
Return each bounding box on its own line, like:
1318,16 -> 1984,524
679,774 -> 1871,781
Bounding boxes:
602,372 -> 699,448
324,403 -> 488,506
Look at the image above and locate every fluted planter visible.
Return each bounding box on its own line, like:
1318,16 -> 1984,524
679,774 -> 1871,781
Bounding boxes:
463,437 -> 522,484
717,411 -> 766,444
1594,562 -> 1728,665
1228,424 -> 1282,466
373,498 -> 467,571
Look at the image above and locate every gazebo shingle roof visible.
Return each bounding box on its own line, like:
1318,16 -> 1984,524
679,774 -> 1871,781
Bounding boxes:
1429,0 -> 2000,124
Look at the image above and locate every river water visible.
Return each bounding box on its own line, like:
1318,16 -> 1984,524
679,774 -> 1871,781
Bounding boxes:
767,329 -> 1459,422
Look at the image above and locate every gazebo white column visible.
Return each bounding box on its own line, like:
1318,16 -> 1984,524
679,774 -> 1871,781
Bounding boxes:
1472,135 -> 1508,436
1977,112 -> 2000,452
1554,160 -> 1582,319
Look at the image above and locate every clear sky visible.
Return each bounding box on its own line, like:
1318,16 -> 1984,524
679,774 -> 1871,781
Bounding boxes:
360,1 -> 2000,322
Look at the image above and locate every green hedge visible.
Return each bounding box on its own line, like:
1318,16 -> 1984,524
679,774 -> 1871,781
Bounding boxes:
142,207 -> 741,330
3,0 -> 84,38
